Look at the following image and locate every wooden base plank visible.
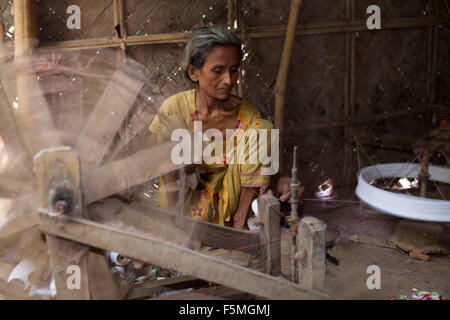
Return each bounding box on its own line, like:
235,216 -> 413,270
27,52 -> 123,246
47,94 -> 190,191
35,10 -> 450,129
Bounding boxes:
39,212 -> 328,300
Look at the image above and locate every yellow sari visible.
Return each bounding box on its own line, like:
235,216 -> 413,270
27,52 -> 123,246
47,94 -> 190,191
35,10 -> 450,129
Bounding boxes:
149,89 -> 273,226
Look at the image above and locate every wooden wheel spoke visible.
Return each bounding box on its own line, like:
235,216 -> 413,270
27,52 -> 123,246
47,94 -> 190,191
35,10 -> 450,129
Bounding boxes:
75,68 -> 144,172
0,194 -> 39,240
82,140 -> 181,205
0,57 -> 62,157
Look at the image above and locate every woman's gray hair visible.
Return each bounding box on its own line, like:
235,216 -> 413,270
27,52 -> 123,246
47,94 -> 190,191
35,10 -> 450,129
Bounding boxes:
181,26 -> 243,82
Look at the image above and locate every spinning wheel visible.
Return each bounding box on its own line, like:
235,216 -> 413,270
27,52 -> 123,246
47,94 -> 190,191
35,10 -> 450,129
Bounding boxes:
0,49 -> 326,300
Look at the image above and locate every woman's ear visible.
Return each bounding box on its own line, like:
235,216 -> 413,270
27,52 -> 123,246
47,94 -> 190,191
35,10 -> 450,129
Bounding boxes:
187,64 -> 199,82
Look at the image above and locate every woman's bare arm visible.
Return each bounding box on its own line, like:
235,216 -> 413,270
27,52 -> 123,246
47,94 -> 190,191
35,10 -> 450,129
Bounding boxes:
233,187 -> 258,229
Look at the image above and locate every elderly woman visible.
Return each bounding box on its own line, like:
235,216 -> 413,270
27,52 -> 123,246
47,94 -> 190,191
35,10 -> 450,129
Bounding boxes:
149,26 -> 278,229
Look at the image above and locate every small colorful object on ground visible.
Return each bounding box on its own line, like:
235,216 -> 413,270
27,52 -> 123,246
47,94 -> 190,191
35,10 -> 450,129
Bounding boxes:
389,288 -> 447,300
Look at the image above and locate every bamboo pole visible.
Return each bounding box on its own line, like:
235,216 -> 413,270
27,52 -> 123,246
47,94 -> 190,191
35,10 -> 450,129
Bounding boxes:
38,16 -> 441,51
274,0 -> 302,172
0,20 -> 5,63
118,0 -> 127,60
429,2 -> 439,108
238,0 -> 244,98
343,0 -> 353,189
227,0 -> 233,29
13,0 -> 61,157
346,0 -> 357,188
426,0 -> 439,139
289,106 -> 427,133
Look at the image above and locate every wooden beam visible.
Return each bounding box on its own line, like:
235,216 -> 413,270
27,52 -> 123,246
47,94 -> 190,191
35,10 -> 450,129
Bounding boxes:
88,198 -> 261,256
74,69 -> 144,172
258,194 -> 281,276
38,212 -> 328,300
296,216 -> 326,292
38,17 -> 441,51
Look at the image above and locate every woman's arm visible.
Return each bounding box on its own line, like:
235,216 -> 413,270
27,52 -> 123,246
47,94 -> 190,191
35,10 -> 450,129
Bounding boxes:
233,187 -> 258,229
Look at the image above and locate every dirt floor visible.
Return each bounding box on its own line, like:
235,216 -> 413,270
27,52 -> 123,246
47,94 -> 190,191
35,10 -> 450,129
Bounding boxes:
276,202 -> 450,300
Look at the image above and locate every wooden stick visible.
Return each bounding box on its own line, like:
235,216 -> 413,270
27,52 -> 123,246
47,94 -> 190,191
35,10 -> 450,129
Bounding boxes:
227,0 -> 233,29
39,212 -> 328,300
274,0 -> 302,166
38,17 -> 441,51
288,106 -> 427,133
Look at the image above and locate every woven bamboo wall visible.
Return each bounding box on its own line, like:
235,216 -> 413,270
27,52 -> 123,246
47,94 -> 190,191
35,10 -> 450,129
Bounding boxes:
1,0 -> 448,197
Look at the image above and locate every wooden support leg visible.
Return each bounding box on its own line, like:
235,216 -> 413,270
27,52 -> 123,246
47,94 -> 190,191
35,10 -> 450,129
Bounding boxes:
296,216 -> 326,292
87,249 -> 120,299
258,194 -> 281,276
34,147 -> 119,299
46,235 -> 90,299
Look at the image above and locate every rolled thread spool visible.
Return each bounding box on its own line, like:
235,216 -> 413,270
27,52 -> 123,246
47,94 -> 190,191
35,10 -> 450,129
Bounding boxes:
109,251 -> 131,266
7,259 -> 36,291
110,265 -> 126,280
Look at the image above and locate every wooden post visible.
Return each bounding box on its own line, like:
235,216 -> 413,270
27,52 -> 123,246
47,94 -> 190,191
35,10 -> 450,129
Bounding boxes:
34,147 -> 88,299
296,216 -> 326,292
34,147 -> 119,299
13,0 -> 61,158
274,0 -> 303,171
257,194 -> 281,276
14,0 -> 38,58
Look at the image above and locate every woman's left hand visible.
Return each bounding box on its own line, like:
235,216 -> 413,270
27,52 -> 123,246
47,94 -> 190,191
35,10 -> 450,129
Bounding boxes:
232,212 -> 248,230
277,176 -> 305,202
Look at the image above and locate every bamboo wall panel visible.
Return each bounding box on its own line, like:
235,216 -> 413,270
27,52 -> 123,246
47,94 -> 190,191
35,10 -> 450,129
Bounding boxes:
37,0 -> 114,42
124,0 -> 227,36
239,0 -> 346,27
354,0 -> 429,20
354,28 -> 428,117
1,0 -> 446,194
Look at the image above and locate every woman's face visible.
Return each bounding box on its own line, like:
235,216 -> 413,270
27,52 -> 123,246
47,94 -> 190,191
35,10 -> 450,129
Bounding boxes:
189,44 -> 241,101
